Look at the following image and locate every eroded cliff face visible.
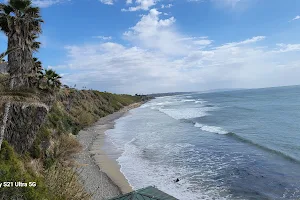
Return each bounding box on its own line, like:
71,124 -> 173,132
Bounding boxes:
0,88 -> 144,155
0,101 -> 49,153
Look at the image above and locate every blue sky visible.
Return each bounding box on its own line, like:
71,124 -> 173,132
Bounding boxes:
1,0 -> 300,94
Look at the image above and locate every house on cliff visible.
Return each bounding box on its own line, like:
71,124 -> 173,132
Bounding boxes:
109,186 -> 178,200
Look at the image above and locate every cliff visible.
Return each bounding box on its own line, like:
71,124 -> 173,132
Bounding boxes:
0,86 -> 148,199
2,102 -> 49,153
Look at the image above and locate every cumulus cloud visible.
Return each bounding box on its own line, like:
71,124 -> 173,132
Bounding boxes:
54,40 -> 300,94
121,0 -> 157,12
123,9 -> 185,55
275,44 -> 300,53
54,43 -> 187,93
292,15 -> 300,21
52,9 -> 300,94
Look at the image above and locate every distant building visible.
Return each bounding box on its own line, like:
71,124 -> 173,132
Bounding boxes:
0,62 -> 8,74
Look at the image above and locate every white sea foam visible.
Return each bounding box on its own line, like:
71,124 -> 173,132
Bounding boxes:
117,142 -> 227,200
194,123 -> 228,135
140,100 -> 177,108
181,99 -> 196,102
107,100 -> 230,200
159,108 -> 208,120
195,100 -> 207,104
194,122 -> 203,128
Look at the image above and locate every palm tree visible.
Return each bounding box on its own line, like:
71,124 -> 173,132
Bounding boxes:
33,57 -> 42,72
44,69 -> 62,89
31,34 -> 41,52
30,57 -> 43,87
0,0 -> 43,89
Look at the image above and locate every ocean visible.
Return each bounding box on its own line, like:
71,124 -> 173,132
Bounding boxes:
105,85 -> 300,200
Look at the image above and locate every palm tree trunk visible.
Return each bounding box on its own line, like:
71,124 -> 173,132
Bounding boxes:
8,32 -> 33,90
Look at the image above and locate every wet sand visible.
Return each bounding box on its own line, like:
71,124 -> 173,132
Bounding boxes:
74,103 -> 141,199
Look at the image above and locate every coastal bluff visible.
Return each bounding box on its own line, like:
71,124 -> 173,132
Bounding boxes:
0,86 -> 149,199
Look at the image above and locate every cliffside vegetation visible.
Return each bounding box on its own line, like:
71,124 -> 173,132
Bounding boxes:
0,88 -> 144,199
0,0 -> 149,199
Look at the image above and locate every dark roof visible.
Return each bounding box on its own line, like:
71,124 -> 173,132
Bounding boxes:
109,186 -> 178,200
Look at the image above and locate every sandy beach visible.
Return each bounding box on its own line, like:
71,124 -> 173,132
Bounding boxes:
74,103 -> 142,200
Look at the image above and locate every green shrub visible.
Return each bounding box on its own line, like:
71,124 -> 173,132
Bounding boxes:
72,126 -> 81,135
39,127 -> 51,141
77,112 -> 95,127
30,139 -> 41,159
0,141 -> 51,199
44,157 -> 55,169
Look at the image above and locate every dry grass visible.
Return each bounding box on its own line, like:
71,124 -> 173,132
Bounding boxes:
45,163 -> 91,200
26,158 -> 44,176
54,134 -> 82,163
40,134 -> 90,199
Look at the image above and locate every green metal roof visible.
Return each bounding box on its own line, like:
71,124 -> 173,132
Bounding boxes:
109,186 -> 178,200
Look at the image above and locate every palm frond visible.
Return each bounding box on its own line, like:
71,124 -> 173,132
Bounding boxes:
3,5 -> 13,15
24,6 -> 40,15
0,18 -> 9,34
32,41 -> 41,52
9,0 -> 31,11
0,3 -> 6,10
0,47 -> 20,59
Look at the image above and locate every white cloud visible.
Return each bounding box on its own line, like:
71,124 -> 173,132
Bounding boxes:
292,15 -> 300,21
193,40 -> 212,46
93,36 -> 112,40
217,36 -> 265,49
55,39 -> 300,94
99,0 -> 246,10
122,0 -> 157,12
275,43 -> 300,53
31,0 -> 68,8
99,0 -> 114,5
55,43 -> 187,93
123,9 -> 185,55
161,4 -> 173,9
178,37 -> 213,48
53,9 -> 300,94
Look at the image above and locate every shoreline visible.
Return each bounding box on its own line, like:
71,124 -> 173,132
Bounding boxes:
74,103 -> 142,199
